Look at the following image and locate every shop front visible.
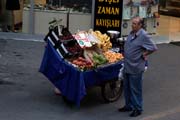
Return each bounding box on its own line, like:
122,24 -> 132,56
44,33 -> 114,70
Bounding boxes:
0,0 -> 160,35
0,0 -> 93,35
22,0 -> 93,35
1,0 -> 178,43
159,0 -> 180,17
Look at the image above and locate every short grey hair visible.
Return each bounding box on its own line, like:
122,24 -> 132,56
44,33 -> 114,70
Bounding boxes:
133,16 -> 144,28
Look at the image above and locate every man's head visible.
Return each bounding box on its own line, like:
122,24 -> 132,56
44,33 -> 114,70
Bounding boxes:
131,17 -> 143,33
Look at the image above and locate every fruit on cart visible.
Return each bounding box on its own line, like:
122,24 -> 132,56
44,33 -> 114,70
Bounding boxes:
59,35 -> 74,40
83,44 -> 103,64
103,50 -> 124,63
66,44 -> 82,53
89,30 -> 112,52
92,52 -> 108,66
72,57 -> 94,70
61,39 -> 83,58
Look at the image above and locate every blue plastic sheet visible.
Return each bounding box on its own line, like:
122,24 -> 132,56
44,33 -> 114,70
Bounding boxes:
39,40 -> 122,106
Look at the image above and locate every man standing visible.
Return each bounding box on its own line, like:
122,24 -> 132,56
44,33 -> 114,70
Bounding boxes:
118,17 -> 157,117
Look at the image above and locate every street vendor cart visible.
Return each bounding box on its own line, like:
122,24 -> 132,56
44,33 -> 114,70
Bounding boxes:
39,22 -> 124,106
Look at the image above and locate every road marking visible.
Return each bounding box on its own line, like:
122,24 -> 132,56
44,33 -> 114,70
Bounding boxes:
141,106 -> 180,120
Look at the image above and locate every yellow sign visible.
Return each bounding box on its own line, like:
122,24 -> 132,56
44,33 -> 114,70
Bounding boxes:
97,6 -> 120,15
94,0 -> 123,33
96,19 -> 120,28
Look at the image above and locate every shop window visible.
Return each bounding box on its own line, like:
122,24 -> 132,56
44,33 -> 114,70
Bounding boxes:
159,0 -> 180,17
23,0 -> 92,13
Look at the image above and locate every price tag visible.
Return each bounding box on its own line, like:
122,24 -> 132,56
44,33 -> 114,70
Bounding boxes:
73,34 -> 92,48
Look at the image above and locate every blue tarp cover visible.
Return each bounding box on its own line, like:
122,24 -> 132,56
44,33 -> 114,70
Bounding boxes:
39,41 -> 122,106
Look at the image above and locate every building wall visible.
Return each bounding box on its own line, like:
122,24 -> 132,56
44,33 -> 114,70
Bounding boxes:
157,15 -> 180,42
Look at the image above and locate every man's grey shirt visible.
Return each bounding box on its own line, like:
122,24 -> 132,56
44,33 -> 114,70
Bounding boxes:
124,28 -> 157,74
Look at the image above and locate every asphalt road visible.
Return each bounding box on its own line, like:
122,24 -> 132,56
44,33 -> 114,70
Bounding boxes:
0,39 -> 180,120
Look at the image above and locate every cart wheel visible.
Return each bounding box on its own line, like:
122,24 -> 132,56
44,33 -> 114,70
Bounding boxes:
101,79 -> 123,102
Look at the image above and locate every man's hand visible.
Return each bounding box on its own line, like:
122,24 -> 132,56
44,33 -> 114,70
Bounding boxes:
142,50 -> 153,60
142,53 -> 147,60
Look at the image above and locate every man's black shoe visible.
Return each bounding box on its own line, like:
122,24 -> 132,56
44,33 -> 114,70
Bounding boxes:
118,107 -> 132,112
129,110 -> 141,117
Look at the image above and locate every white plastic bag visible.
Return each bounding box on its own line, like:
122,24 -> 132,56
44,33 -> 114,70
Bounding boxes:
118,63 -> 124,80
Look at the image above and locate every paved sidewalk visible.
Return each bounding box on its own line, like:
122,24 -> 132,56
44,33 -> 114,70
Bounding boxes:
0,32 -> 45,42
0,32 -> 171,44
0,38 -> 180,120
